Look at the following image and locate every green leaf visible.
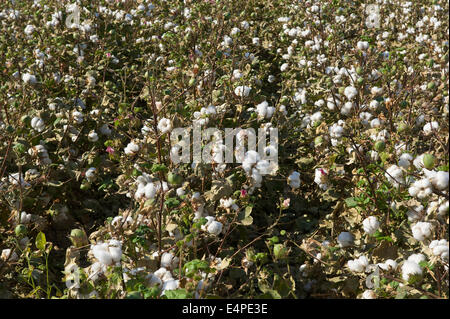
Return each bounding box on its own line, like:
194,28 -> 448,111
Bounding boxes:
35,232 -> 46,251
345,197 -> 358,208
164,289 -> 192,299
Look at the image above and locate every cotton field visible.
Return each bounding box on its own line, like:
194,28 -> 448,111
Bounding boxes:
0,0 -> 448,300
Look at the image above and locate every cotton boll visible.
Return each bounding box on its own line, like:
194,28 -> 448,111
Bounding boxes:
314,168 -> 328,190
385,165 -> 404,188
124,141 -> 140,155
362,216 -> 380,235
161,279 -> 179,295
20,211 -> 32,224
234,86 -> 251,97
341,102 -> 353,115
1,249 -> 18,262
88,130 -> 99,142
207,220 -> 223,236
344,86 -> 358,100
398,153 -> 413,169
24,24 -> 35,35
371,86 -> 383,95
411,222 -> 433,241
429,171 -> 449,191
288,171 -> 301,189
92,243 -> 113,266
22,73 -> 37,84
280,63 -> 289,72
144,183 -> 156,199
176,187 -> 185,197
31,117 -> 45,132
108,240 -> 122,263
154,267 -> 169,280
402,260 -> 423,282
408,178 -> 433,199
438,201 -> 449,216
157,118 -> 172,134
423,122 -> 439,135
429,239 -> 449,262
256,101 -> 268,119
161,252 -> 179,269
85,167 -> 97,182
347,255 -> 369,272
407,254 -> 426,265
379,259 -> 398,271
337,232 -> 354,248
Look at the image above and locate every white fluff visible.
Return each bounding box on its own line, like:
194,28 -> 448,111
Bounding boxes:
337,232 -> 354,248
157,118 -> 172,134
124,141 -> 140,155
347,255 -> 369,272
411,222 -> 433,241
429,239 -> 449,262
401,260 -> 422,281
362,216 -> 380,235
344,86 -> 358,100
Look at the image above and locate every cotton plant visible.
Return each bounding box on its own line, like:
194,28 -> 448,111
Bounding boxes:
0,0 -> 448,300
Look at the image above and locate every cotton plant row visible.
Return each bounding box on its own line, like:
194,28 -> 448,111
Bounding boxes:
0,0 -> 448,299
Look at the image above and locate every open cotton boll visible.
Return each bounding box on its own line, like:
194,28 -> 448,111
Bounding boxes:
1,249 -> 18,262
398,153 -> 413,169
402,260 -> 423,282
144,183 -> 156,199
234,85 -> 251,97
20,211 -> 32,224
160,252 -> 179,269
429,239 -> 449,262
378,259 -> 398,271
408,178 -> 433,199
362,216 -> 380,235
423,121 -> 439,135
314,168 -> 328,190
88,130 -> 99,142
256,101 -> 268,119
124,141 -> 140,155
357,41 -> 369,50
157,118 -> 172,134
91,243 -> 114,266
347,256 -> 369,272
337,232 -> 354,248
344,86 -> 358,100
24,24 -> 35,35
207,220 -> 223,236
31,117 -> 45,132
411,222 -> 433,241
341,102 -> 353,115
385,165 -> 404,188
426,170 -> 449,191
370,86 -> 383,95
85,167 -> 97,182
22,72 -> 37,84
288,171 -> 301,189
161,279 -> 179,295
